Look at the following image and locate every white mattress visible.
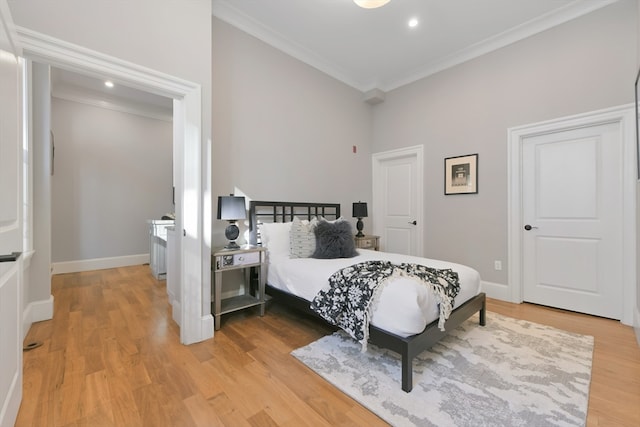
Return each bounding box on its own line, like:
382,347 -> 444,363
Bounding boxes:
267,249 -> 482,337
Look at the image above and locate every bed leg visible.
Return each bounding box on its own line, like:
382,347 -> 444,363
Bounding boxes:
479,299 -> 487,326
402,354 -> 413,392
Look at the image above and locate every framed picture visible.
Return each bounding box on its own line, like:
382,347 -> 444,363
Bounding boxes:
444,153 -> 478,195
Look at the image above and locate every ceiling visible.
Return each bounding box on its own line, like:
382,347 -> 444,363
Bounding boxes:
212,0 -> 617,93
50,0 -> 616,111
51,67 -> 173,120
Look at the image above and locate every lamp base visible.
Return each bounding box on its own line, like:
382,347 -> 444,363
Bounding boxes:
224,241 -> 241,250
355,218 -> 365,237
224,222 -> 241,250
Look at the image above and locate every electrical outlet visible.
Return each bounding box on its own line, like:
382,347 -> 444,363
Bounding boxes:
494,260 -> 502,271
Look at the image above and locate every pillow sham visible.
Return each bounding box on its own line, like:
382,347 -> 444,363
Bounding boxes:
259,221 -> 292,257
290,216 -> 318,258
311,219 -> 358,259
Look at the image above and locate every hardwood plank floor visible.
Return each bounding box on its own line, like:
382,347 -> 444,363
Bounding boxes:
15,265 -> 640,426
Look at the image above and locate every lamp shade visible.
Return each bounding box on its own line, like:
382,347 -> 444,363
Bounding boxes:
217,196 -> 246,221
352,202 -> 368,218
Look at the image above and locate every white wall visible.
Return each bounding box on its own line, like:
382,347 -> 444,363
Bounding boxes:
212,18 -> 373,245
372,0 -> 637,285
51,97 -> 173,264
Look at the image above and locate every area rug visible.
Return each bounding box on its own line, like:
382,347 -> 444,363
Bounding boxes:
292,312 -> 594,427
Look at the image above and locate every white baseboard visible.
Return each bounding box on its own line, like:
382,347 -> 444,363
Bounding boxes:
22,295 -> 54,340
52,254 -> 150,274
171,299 -> 181,326
480,280 -> 511,302
634,306 -> 640,347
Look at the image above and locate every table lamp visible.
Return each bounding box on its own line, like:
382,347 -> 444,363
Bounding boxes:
217,195 -> 246,249
352,201 -> 368,238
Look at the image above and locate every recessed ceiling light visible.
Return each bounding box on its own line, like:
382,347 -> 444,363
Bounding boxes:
353,0 -> 390,9
104,80 -> 114,88
408,18 -> 419,28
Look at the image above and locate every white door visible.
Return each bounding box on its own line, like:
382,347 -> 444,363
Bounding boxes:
372,146 -> 423,256
0,7 -> 24,425
521,121 -> 623,319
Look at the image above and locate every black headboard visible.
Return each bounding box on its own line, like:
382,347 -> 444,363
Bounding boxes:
248,201 -> 341,245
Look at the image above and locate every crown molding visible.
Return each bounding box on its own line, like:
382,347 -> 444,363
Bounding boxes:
212,0 -> 365,91
383,0 -> 618,92
213,0 -> 618,94
16,26 -> 198,98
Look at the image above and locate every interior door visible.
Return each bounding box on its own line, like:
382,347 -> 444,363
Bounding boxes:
372,146 -> 423,256
0,12 -> 24,426
522,121 -> 623,319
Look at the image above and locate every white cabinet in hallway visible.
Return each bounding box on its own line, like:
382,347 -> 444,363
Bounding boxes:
148,219 -> 174,279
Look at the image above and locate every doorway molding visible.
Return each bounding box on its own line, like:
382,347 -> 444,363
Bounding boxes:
17,27 -> 213,344
372,145 -> 424,256
507,104 -> 636,326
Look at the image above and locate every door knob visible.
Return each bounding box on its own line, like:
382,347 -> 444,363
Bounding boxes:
408,220 -> 417,225
524,224 -> 538,231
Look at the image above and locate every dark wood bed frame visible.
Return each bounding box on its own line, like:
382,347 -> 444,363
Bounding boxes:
249,200 -> 486,392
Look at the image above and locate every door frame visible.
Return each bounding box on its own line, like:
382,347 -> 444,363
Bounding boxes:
372,145 -> 424,256
0,2 -> 23,425
507,104 -> 636,326
16,27 -> 213,344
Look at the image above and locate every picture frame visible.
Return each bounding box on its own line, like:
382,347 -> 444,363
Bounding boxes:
444,153 -> 478,195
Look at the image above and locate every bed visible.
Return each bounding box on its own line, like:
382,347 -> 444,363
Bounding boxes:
248,200 -> 486,392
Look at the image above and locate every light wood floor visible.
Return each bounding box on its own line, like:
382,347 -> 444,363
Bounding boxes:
15,265 -> 640,426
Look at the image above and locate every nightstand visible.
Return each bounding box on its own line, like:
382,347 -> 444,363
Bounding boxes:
355,235 -> 380,251
212,245 -> 267,330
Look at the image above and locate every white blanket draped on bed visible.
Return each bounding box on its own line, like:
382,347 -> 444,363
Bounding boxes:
266,249 -> 481,338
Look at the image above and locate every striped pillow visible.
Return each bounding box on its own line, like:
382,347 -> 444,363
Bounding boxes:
290,216 -> 318,258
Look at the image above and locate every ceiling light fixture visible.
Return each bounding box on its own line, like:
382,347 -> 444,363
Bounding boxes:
104,80 -> 114,88
408,18 -> 419,28
353,0 -> 390,9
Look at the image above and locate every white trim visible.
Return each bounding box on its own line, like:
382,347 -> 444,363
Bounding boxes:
16,27 -> 196,97
21,249 -> 34,269
480,280 -> 510,302
51,89 -> 172,122
372,145 -> 424,257
171,299 -> 182,327
389,0 -> 618,92
17,28 -> 212,344
634,307 -> 640,345
213,0 -> 616,93
51,254 -> 149,275
212,1 -> 360,91
508,104 -> 636,326
22,295 -> 54,339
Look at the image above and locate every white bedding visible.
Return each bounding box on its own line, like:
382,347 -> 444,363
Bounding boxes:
267,249 -> 482,337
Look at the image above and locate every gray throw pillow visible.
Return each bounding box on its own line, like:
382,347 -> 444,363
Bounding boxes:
311,219 -> 358,259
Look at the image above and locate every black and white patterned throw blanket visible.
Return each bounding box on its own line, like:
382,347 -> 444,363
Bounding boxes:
310,261 -> 461,351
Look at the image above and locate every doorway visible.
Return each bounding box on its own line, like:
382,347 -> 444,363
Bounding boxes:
372,145 -> 423,256
19,29 -> 213,344
508,105 -> 636,325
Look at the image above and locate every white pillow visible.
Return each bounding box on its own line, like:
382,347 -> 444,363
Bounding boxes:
259,221 -> 292,257
290,216 -> 318,258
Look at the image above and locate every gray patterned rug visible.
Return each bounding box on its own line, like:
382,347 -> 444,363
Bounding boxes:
292,312 -> 594,427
